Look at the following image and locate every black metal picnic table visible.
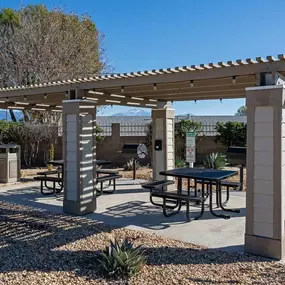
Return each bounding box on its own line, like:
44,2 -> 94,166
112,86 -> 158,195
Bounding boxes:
47,159 -> 111,189
48,159 -> 111,167
159,167 -> 240,219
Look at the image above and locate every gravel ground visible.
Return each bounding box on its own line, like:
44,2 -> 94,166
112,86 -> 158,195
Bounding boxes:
0,201 -> 284,284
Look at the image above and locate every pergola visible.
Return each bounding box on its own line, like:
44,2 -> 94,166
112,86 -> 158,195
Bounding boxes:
1,54 -> 285,260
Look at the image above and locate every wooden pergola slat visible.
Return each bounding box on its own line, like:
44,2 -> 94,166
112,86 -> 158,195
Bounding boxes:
0,54 -> 284,108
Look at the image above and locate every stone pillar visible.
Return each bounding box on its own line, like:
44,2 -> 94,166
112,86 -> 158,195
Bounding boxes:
62,100 -> 97,215
245,85 -> 285,260
152,104 -> 175,180
112,123 -> 121,139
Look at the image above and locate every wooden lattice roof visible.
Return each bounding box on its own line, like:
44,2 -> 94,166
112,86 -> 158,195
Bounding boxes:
1,54 -> 285,111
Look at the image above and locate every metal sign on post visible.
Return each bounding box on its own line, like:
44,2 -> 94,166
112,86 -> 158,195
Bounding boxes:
186,131 -> 196,167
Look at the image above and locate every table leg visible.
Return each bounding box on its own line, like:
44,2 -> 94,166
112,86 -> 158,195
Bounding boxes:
194,179 -> 198,197
209,181 -> 230,219
177,177 -> 182,208
193,181 -> 205,220
187,178 -> 190,195
217,181 -> 240,213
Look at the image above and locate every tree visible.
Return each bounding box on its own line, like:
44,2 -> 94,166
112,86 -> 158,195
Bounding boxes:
215,121 -> 247,147
175,119 -> 202,137
235,106 -> 247,116
0,5 -> 110,120
0,8 -> 21,121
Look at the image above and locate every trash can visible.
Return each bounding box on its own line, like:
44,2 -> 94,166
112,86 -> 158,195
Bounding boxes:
0,144 -> 21,183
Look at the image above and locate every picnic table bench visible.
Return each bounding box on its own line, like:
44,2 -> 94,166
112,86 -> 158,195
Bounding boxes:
142,180 -> 205,221
195,179 -> 240,205
96,170 -> 122,196
34,176 -> 63,195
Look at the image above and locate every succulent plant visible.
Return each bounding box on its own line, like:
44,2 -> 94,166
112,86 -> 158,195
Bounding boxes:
123,159 -> 140,171
203,153 -> 226,170
97,239 -> 145,277
175,157 -> 186,168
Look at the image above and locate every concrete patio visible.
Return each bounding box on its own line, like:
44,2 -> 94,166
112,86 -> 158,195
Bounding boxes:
0,179 -> 245,253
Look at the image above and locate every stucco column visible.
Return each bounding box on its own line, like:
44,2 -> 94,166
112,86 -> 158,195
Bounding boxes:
245,85 -> 285,260
152,104 -> 175,180
62,100 -> 97,215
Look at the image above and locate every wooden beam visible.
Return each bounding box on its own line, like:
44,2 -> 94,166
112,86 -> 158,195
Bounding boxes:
154,93 -> 245,101
106,82 -> 255,98
1,59 -> 285,102
130,88 -> 248,100
87,91 -> 156,105
266,56 -> 277,62
86,97 -> 158,108
94,75 -> 256,95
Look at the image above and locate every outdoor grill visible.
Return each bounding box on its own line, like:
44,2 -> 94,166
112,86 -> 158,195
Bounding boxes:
226,146 -> 246,166
121,144 -> 141,156
226,146 -> 246,191
121,143 -> 148,179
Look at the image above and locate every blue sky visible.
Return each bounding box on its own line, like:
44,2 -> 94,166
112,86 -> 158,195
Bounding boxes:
2,0 -> 285,115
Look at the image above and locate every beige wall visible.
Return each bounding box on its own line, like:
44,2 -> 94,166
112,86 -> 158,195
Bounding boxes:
34,127 -> 225,167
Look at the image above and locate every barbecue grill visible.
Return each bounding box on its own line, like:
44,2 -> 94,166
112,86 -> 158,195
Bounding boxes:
121,143 -> 148,179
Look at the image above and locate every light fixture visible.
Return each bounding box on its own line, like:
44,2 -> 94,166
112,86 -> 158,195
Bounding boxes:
121,86 -> 124,93
232,76 -> 236,84
65,91 -> 69,98
44,94 -> 47,99
153,83 -> 157,91
190,80 -> 194,88
24,96 -> 27,101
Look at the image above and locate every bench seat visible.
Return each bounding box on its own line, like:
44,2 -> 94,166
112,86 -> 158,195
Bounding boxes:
96,174 -> 121,183
195,179 -> 240,188
34,176 -> 63,195
96,170 -> 119,175
152,190 -> 205,203
37,170 -> 62,176
34,176 -> 62,183
142,180 -> 174,190
143,179 -> 205,221
96,174 -> 122,196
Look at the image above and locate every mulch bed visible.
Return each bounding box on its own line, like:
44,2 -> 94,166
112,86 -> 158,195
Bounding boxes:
0,201 -> 284,284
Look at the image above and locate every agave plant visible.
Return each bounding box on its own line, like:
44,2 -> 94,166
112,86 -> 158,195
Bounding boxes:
123,159 -> 140,171
203,153 -> 226,170
97,239 -> 146,277
175,157 -> 186,168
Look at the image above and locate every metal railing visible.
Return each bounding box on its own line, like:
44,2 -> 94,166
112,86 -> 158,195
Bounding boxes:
98,122 -> 218,137
59,121 -> 224,137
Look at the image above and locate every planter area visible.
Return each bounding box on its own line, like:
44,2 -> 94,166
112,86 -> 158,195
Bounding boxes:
0,201 -> 284,285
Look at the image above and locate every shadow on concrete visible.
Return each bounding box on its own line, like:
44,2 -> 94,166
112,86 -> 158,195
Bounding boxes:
1,186 -> 245,230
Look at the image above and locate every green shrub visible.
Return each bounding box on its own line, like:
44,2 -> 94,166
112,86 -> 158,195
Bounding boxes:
215,121 -> 246,147
123,159 -> 140,171
97,239 -> 145,277
175,119 -> 202,138
203,153 -> 226,169
175,157 -> 186,168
